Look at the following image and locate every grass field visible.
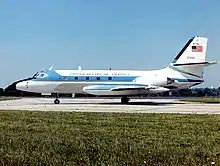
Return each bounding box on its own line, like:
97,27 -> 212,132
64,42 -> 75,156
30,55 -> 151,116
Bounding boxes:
1,111 -> 220,165
180,97 -> 220,103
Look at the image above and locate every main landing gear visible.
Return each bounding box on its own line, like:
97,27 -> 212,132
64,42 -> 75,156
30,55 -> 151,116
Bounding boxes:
54,93 -> 60,104
121,96 -> 130,104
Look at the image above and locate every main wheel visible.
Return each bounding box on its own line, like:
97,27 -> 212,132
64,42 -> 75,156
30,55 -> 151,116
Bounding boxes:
54,99 -> 60,104
121,96 -> 130,104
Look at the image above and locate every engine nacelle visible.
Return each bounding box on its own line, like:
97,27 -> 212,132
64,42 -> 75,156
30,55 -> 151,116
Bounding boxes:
134,74 -> 170,86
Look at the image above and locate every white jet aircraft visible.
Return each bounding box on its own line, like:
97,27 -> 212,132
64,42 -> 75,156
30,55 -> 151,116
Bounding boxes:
16,36 -> 216,104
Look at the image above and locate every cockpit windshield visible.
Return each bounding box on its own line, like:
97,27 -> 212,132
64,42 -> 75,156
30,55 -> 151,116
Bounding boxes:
32,71 -> 47,79
32,72 -> 39,78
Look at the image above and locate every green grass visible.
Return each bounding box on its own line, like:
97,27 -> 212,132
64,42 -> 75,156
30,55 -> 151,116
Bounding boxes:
180,97 -> 220,103
0,96 -> 21,101
1,111 -> 220,165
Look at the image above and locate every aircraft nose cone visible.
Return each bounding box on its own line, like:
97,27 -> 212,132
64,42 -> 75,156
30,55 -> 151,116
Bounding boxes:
16,81 -> 28,91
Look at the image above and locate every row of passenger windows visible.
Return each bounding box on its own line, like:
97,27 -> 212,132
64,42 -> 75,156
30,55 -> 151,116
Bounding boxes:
76,77 -> 112,80
60,76 -> 113,80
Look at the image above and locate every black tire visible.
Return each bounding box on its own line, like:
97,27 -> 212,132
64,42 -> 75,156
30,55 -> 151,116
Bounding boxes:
121,97 -> 129,104
54,99 -> 60,104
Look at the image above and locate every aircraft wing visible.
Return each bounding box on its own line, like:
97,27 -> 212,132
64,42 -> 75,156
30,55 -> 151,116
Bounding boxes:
110,85 -> 167,91
109,85 -> 170,95
110,85 -> 147,91
83,84 -> 170,95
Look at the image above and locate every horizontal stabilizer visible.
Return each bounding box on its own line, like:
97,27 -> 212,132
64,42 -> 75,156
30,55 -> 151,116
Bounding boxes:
173,61 -> 217,67
169,61 -> 217,78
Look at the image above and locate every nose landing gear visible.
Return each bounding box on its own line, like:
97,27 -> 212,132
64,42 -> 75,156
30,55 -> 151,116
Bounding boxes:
54,93 -> 60,104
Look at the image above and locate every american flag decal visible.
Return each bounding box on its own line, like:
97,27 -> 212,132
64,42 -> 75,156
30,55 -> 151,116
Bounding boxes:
192,45 -> 203,52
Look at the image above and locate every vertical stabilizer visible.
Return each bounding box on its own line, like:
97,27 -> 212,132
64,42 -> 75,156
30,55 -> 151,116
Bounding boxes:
169,36 -> 216,78
172,36 -> 208,64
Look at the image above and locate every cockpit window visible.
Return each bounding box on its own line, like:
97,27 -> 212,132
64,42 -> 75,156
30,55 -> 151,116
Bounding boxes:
32,72 -> 39,78
32,72 -> 47,78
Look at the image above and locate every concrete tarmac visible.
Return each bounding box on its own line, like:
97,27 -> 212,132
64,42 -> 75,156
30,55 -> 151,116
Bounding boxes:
0,97 -> 219,114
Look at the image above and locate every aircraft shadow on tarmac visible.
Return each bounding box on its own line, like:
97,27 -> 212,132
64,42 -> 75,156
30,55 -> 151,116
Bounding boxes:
104,101 -> 185,105
42,101 -> 185,106
101,101 -> 185,106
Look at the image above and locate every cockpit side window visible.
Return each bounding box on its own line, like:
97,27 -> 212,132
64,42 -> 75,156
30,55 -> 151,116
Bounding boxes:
32,72 -> 47,79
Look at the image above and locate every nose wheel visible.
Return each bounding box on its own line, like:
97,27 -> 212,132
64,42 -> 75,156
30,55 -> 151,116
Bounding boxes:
54,98 -> 60,104
54,93 -> 60,104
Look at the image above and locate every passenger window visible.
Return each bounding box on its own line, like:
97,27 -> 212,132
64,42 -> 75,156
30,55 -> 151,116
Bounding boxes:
108,77 -> 112,80
86,77 -> 89,80
97,77 -> 100,80
75,77 -> 78,80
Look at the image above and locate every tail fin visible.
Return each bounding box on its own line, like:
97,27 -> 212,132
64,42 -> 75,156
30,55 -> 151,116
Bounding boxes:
172,36 -> 208,64
169,36 -> 216,78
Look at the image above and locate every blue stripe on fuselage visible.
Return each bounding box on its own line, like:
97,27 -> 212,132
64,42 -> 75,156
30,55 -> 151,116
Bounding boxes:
33,76 -> 203,84
35,75 -> 137,82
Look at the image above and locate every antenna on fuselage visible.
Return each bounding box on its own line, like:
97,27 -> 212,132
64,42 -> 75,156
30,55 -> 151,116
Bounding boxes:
48,65 -> 53,70
78,66 -> 82,71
